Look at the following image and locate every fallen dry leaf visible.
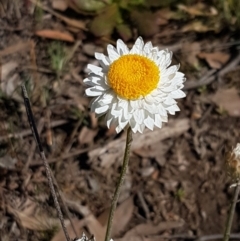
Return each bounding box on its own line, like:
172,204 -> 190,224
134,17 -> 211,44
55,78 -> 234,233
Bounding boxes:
124,220 -> 184,238
0,41 -> 32,57
112,196 -> 134,236
2,73 -> 19,96
78,126 -> 98,144
1,61 -> 18,80
134,142 -> 168,167
98,197 -> 134,237
0,155 -> 17,169
88,119 -> 190,168
52,0 -> 68,11
182,41 -> 201,67
198,51 -> 230,69
35,29 -> 74,42
211,88 -> 240,116
85,214 -> 105,241
132,118 -> 190,149
7,205 -> 60,231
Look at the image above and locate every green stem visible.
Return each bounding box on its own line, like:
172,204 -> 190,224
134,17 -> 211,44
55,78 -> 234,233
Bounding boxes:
104,127 -> 133,241
223,181 -> 240,241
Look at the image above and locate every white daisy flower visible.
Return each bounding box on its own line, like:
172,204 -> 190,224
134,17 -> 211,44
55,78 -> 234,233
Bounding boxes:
84,37 -> 186,133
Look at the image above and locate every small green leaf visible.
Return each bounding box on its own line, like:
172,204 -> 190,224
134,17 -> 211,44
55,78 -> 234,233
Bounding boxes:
89,4 -> 120,37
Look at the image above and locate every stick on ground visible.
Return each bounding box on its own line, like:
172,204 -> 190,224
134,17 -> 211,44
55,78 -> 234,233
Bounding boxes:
21,84 -> 71,241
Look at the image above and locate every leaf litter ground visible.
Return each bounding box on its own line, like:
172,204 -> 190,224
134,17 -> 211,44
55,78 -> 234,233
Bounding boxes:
1,1 -> 240,241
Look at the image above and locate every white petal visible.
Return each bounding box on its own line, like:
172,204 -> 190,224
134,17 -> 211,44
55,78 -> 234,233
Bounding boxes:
163,65 -> 179,77
105,111 -> 114,128
143,102 -> 158,114
144,94 -> 155,103
87,64 -> 103,76
163,96 -> 177,105
107,45 -> 120,62
98,93 -> 114,105
95,52 -> 110,69
154,114 -> 162,128
170,89 -> 186,99
174,71 -> 185,79
118,100 -> 133,120
143,41 -> 153,54
118,119 -> 128,131
138,124 -> 145,133
116,39 -> 129,55
129,118 -> 138,132
157,103 -> 168,116
144,115 -> 154,130
130,100 -> 141,109
131,124 -> 139,133
158,51 -> 172,69
166,105 -> 180,114
111,106 -> 122,118
133,109 -> 144,124
85,87 -> 104,97
115,125 -> 123,133
84,76 -> 109,89
160,83 -> 177,92
147,47 -> 158,61
162,115 -> 168,122
130,37 -> 144,54
95,105 -> 109,114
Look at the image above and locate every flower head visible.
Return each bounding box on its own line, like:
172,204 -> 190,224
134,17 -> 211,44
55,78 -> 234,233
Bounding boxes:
84,37 -> 186,133
226,143 -> 240,180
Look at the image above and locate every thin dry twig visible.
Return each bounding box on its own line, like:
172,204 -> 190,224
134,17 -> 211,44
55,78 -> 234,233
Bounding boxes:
218,54 -> 240,82
23,117 -> 45,171
183,69 -> 217,90
21,84 -> 71,241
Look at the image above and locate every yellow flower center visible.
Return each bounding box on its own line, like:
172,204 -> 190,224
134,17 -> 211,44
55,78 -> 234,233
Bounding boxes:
107,54 -> 160,100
